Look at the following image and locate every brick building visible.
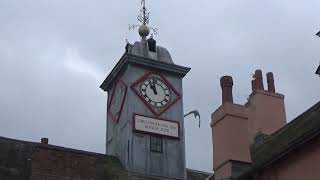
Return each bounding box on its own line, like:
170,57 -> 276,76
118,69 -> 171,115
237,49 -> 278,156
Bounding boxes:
211,70 -> 320,180
0,137 -> 127,180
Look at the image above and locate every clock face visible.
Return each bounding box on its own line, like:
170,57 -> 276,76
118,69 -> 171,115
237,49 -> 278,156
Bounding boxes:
140,77 -> 171,107
131,71 -> 181,116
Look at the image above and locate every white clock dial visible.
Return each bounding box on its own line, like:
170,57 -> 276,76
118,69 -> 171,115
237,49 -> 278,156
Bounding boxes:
140,77 -> 171,107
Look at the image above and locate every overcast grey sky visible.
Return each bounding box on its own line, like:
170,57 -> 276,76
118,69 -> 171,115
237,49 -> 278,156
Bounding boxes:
0,0 -> 319,172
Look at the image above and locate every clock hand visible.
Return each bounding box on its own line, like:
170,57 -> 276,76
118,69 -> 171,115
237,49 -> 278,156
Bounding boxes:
150,80 -> 158,95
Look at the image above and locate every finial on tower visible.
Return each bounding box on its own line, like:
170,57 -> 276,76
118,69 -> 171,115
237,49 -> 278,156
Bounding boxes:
129,0 -> 158,40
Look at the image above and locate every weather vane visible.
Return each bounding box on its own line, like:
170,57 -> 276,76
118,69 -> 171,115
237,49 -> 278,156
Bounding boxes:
129,0 -> 158,40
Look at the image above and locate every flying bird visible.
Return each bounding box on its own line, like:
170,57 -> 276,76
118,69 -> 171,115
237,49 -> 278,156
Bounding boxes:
184,110 -> 201,128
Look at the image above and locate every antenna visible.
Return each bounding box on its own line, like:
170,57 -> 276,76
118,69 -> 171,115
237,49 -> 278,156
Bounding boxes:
129,0 -> 158,40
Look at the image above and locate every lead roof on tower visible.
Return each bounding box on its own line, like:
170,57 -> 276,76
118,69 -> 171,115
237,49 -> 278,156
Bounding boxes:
100,53 -> 190,91
126,40 -> 174,64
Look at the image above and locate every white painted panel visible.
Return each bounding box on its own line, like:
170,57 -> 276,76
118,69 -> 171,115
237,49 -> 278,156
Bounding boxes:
134,114 -> 179,138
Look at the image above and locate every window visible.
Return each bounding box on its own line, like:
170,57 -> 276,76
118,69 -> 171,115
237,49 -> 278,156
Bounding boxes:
150,136 -> 163,153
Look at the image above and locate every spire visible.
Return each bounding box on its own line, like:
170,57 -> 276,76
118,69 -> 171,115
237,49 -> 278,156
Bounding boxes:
129,0 -> 158,40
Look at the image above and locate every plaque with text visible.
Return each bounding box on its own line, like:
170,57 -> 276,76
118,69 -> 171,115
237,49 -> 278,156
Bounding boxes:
133,114 -> 180,139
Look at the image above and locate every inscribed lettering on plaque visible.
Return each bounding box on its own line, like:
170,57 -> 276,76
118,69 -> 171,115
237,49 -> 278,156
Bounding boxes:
133,114 -> 179,138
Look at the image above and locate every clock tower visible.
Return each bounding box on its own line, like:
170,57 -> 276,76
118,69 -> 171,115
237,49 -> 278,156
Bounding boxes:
100,1 -> 190,179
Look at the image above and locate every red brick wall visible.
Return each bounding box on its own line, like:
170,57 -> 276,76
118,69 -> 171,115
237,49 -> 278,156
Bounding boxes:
30,146 -> 97,180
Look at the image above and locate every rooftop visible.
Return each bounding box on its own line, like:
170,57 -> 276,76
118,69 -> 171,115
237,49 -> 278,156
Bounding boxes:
237,101 -> 320,179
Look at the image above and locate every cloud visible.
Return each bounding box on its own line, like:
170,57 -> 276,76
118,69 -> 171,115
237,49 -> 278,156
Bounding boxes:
64,47 -> 104,82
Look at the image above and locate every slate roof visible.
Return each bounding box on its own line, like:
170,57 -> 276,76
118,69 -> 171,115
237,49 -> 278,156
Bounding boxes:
186,168 -> 212,180
237,101 -> 320,179
100,53 -> 190,91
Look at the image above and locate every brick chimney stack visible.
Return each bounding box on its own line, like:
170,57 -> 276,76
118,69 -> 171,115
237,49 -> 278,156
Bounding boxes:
211,75 -> 251,180
246,70 -> 286,143
210,70 -> 288,180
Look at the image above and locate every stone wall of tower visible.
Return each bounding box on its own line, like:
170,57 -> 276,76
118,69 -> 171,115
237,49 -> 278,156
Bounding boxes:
106,62 -> 187,179
130,65 -> 186,179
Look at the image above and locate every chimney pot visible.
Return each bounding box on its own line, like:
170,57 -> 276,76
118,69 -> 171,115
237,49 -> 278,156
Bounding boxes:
267,72 -> 275,92
251,79 -> 257,91
254,70 -> 264,90
41,138 -> 49,145
220,76 -> 233,104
